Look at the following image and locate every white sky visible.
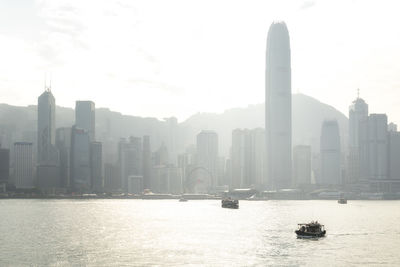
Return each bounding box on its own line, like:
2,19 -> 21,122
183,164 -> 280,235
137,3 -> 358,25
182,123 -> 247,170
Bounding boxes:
1,0 -> 400,123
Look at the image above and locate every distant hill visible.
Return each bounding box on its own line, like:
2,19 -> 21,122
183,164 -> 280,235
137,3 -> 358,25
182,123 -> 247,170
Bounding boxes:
0,93 -> 348,160
180,93 -> 348,156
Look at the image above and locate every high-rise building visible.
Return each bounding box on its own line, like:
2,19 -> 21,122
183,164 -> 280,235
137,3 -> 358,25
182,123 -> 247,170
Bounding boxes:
142,135 -> 152,190
293,145 -> 311,187
320,120 -> 341,185
388,131 -> 400,180
348,96 -> 369,184
104,163 -> 119,192
118,137 -> 143,192
70,126 -> 91,191
265,21 -> 292,190
90,142 -> 103,192
14,142 -> 34,189
0,148 -> 10,185
37,88 -> 59,189
367,114 -> 388,181
37,89 -> 56,164
152,165 -> 183,194
196,130 -> 218,192
56,127 -> 71,188
165,117 -> 178,165
231,128 -> 265,190
75,101 -> 95,142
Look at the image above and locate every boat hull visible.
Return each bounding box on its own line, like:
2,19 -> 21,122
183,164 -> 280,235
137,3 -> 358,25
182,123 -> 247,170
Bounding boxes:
295,230 -> 326,238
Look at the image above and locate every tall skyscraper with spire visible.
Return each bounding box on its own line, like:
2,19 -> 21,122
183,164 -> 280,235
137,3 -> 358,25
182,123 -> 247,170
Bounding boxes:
348,90 -> 369,184
265,21 -> 292,189
37,83 -> 60,189
38,86 -> 56,164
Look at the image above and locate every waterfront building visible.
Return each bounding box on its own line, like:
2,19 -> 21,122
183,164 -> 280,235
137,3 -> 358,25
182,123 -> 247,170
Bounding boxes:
348,95 -> 369,184
320,120 -> 341,185
14,142 -> 34,189
265,21 -> 292,189
142,135 -> 152,190
293,145 -> 311,187
37,87 -> 60,189
90,142 -> 103,192
56,127 -> 71,188
196,130 -> 218,192
368,114 -> 388,181
231,128 -> 265,190
118,137 -> 142,192
0,148 -> 10,185
75,101 -> 95,142
70,126 -> 91,191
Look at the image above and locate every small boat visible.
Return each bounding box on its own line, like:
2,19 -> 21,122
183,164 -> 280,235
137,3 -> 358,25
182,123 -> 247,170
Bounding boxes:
338,198 -> 347,204
221,198 -> 239,209
295,221 -> 326,238
179,198 -> 188,202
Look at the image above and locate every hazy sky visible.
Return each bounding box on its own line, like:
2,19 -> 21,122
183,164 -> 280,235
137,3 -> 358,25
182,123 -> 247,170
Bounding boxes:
1,0 -> 400,123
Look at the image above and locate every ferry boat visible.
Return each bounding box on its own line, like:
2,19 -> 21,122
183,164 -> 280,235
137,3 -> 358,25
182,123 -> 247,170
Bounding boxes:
221,198 -> 239,209
295,221 -> 326,238
338,198 -> 347,204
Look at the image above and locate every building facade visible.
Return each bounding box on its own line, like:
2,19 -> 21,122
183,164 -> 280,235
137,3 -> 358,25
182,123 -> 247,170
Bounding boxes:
265,21 -> 292,189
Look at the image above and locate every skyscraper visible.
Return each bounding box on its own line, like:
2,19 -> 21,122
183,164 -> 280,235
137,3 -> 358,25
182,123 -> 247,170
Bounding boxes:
348,95 -> 368,184
231,128 -> 265,190
14,142 -> 34,189
37,88 -> 60,189
265,21 -> 292,189
293,145 -> 311,188
70,126 -> 91,191
367,114 -> 388,181
37,89 -> 56,164
142,135 -> 152,190
196,130 -> 218,192
320,120 -> 341,185
75,101 -> 95,142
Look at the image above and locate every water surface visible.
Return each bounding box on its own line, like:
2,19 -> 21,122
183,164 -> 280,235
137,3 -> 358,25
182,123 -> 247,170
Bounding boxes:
0,200 -> 399,266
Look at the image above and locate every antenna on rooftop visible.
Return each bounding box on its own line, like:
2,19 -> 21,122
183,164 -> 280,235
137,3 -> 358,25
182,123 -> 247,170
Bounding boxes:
357,88 -> 360,99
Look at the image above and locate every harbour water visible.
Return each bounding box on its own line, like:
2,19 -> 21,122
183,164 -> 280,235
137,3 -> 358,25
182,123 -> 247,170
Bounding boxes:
0,199 -> 399,266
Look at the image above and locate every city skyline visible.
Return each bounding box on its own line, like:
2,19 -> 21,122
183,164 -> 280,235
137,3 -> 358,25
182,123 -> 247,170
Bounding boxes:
1,1 -> 400,123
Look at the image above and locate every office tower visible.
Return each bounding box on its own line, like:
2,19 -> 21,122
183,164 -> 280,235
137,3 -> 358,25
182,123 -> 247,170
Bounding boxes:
75,101 -> 95,142
90,142 -> 103,192
0,148 -> 10,186
265,21 -> 292,189
165,117 -> 178,164
348,95 -> 369,184
70,126 -> 91,191
388,131 -> 400,180
37,89 -> 56,164
14,142 -> 34,189
56,127 -> 71,188
293,145 -> 311,187
177,145 -> 197,192
367,114 -> 388,181
142,135 -> 152,190
104,163 -> 119,192
118,137 -> 143,192
196,130 -> 218,192
231,128 -> 265,190
320,120 -> 341,185
37,88 -> 60,189
152,165 -> 183,194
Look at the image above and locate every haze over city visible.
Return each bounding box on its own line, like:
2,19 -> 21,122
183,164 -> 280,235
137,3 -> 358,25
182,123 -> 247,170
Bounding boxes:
1,0 -> 400,122
1,1 -> 400,266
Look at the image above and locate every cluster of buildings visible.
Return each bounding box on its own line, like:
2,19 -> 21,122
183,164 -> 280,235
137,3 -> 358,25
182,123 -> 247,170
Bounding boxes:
0,21 -> 399,197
